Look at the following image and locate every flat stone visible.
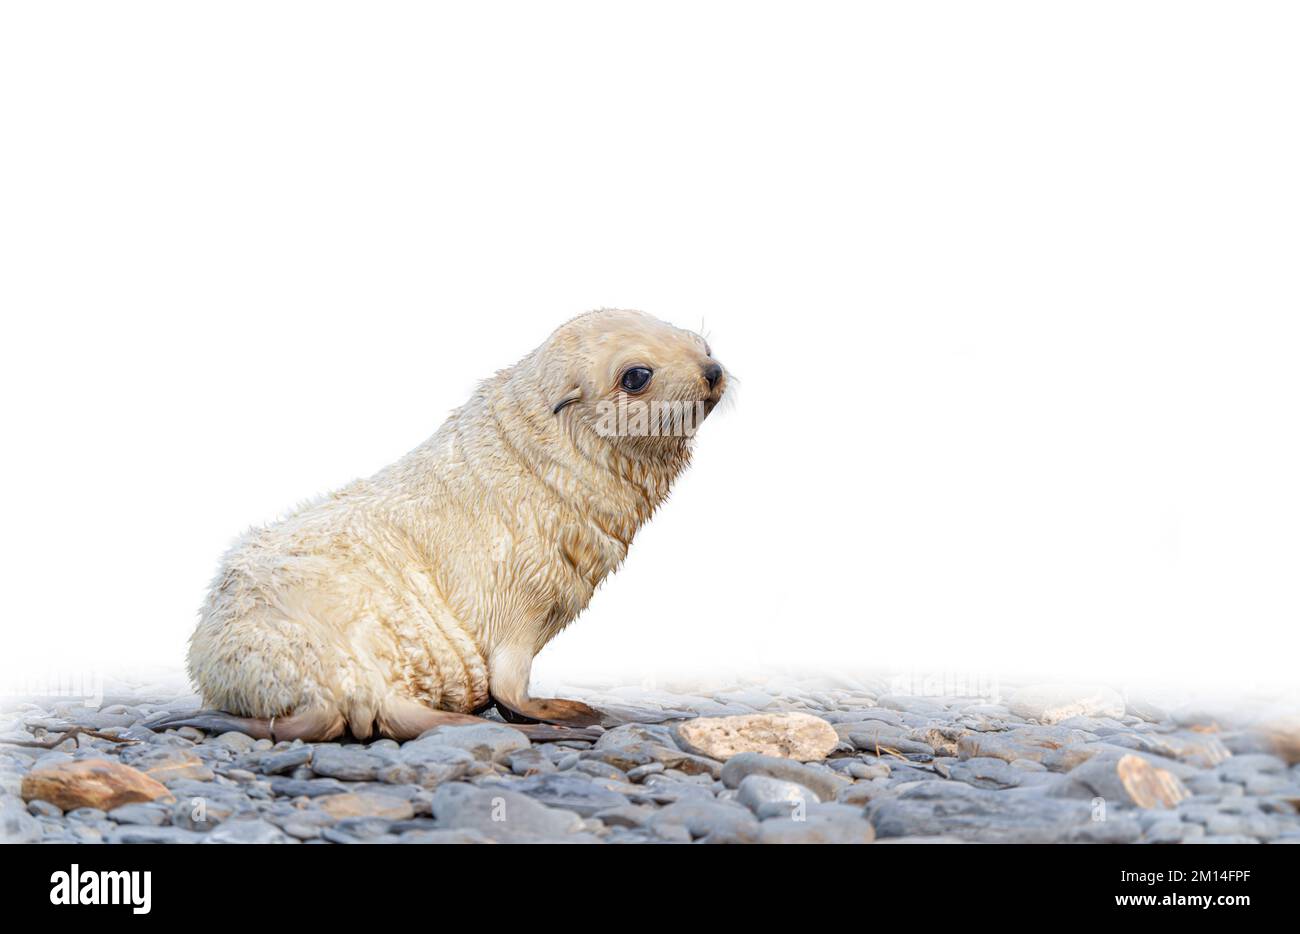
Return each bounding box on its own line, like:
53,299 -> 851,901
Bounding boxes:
202,818 -> 291,843
850,735 -> 936,757
430,782 -> 582,840
675,712 -> 837,761
27,798 -> 62,817
319,791 -> 417,821
1144,819 -> 1205,843
257,746 -> 314,775
714,690 -> 776,710
20,758 -> 172,812
1067,818 -> 1143,843
845,761 -> 891,781
626,762 -> 665,782
106,825 -> 207,844
1006,684 -> 1125,725
412,724 -> 531,763
719,752 -> 848,800
376,740 -> 475,787
832,785 -> 894,806
268,777 -> 349,798
1215,753 -> 1288,782
504,747 -> 555,776
874,695 -> 951,716
214,731 -> 258,752
397,828 -> 495,844
647,798 -> 760,843
309,744 -> 395,781
108,802 -> 170,826
1125,699 -> 1170,723
593,804 -> 655,828
958,725 -> 1093,764
759,817 -> 875,844
593,723 -> 682,751
122,747 -> 214,785
1057,753 -> 1191,809
1148,732 -> 1232,768
868,781 -> 1093,843
737,775 -> 820,819
509,773 -> 630,817
1,799 -> 42,843
948,756 -> 1038,790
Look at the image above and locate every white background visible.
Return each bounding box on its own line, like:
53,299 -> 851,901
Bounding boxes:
2,3 -> 1297,697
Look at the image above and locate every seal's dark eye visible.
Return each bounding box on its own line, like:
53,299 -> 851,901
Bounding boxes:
620,367 -> 652,393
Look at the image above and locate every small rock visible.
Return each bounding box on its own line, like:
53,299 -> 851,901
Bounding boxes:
26,799 -> 62,818
108,802 -> 170,826
647,799 -> 760,843
310,745 -> 394,781
1144,819 -> 1205,844
268,777 -> 349,798
107,825 -> 206,844
1057,754 -> 1191,809
1006,684 -> 1125,725
720,752 -> 848,800
510,774 -> 630,817
413,724 -> 530,763
503,747 -> 555,776
759,817 -> 875,844
593,804 -> 654,828
202,818 -> 290,844
1,799 -> 42,843
319,791 -> 417,821
1125,698 -> 1170,723
397,828 -> 495,844
948,757 -> 1034,790
676,712 -> 838,761
593,723 -> 681,751
377,741 -> 475,787
213,731 -> 258,753
123,747 -> 214,785
259,746 -> 314,775
868,781 -> 1093,843
958,726 -> 1092,764
430,782 -> 582,840
846,761 -> 890,781
20,759 -> 172,812
626,762 -> 665,782
736,774 -> 820,819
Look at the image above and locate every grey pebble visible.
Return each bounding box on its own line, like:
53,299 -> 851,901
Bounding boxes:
648,798 -> 759,844
27,799 -> 62,818
720,752 -> 848,801
737,774 -> 820,820
509,773 -> 630,817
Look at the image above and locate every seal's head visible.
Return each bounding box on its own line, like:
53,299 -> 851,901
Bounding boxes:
543,309 -> 727,451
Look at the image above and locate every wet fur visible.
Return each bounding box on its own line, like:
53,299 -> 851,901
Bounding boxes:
186,309 -> 724,739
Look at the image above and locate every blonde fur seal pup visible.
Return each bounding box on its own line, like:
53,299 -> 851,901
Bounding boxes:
162,309 -> 726,742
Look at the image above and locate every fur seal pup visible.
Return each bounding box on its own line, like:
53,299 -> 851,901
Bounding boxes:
162,309 -> 727,742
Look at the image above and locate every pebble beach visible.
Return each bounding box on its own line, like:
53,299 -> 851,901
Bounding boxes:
3,670 -> 1298,844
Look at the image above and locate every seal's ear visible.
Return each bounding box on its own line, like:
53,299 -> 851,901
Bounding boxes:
553,387 -> 582,414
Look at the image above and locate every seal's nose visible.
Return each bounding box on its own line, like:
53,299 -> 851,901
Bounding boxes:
702,362 -> 723,391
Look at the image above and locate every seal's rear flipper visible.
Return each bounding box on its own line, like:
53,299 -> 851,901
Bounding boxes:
146,707 -> 345,742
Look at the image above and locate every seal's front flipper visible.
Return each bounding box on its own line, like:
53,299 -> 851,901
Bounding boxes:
492,694 -> 605,729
